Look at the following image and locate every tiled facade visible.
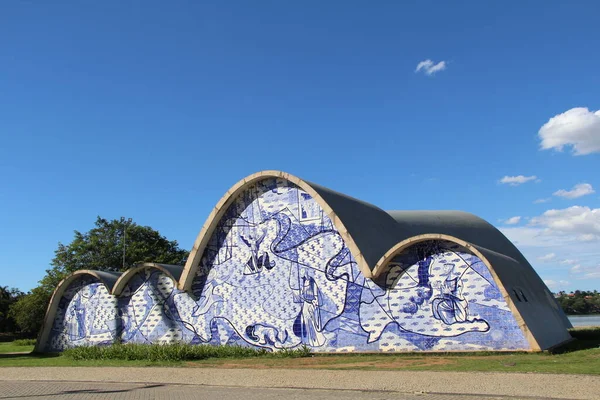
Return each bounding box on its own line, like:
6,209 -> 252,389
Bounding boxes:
45,178 -> 529,352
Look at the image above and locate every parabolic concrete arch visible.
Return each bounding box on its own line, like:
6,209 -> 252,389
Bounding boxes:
179,170 -> 405,291
112,263 -> 184,296
35,270 -> 121,352
36,264 -> 185,352
372,234 -> 540,351
370,224 -> 571,352
36,170 -> 572,353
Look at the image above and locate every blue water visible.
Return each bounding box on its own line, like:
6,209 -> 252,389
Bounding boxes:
568,315 -> 600,327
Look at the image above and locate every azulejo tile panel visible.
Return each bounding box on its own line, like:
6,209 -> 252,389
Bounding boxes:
48,276 -> 118,351
46,178 -> 529,352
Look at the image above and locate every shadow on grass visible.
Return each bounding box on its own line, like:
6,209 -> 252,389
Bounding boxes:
550,328 -> 600,354
0,351 -> 60,359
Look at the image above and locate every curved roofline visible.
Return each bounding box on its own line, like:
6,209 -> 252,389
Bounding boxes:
371,233 -> 541,351
384,210 -> 530,263
372,233 -> 518,278
112,263 -> 184,296
35,270 -> 121,352
36,171 -> 571,352
178,170 -> 378,291
36,265 -> 185,352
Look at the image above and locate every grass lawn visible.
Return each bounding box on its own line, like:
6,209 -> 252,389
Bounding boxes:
0,354 -> 180,368
3,348 -> 600,373
0,342 -> 35,354
1,329 -> 598,374
193,347 -> 599,375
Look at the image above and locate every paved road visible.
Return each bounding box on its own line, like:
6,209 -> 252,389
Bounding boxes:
2,367 -> 599,400
0,381 -> 564,400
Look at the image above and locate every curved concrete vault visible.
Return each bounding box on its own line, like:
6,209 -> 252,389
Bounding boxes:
36,171 -> 572,353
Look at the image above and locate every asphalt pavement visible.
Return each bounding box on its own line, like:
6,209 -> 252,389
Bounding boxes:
1,367 -> 599,400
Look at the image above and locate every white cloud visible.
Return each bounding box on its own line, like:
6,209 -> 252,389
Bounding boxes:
534,198 -> 551,204
500,224 -> 600,290
538,107 -> 600,155
585,271 -> 600,279
501,206 -> 600,250
544,279 -> 570,290
537,253 -> 556,261
501,207 -> 600,290
415,59 -> 447,76
504,216 -> 522,225
560,259 -> 579,265
529,206 -> 600,240
500,226 -> 568,247
499,175 -> 538,186
553,183 -> 595,199
570,264 -> 583,273
569,264 -> 600,279
580,234 -> 597,242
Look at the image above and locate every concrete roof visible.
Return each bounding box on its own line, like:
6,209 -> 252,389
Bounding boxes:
177,171 -> 572,350
38,170 -> 572,352
385,210 -> 526,263
35,264 -> 185,352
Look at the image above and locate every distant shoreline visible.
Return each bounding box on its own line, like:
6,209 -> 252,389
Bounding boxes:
567,314 -> 600,316
568,314 -> 600,328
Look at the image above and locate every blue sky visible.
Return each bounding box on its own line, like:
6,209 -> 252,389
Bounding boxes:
1,1 -> 599,293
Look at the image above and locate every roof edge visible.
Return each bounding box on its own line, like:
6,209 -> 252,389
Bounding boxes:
371,233 -> 541,351
34,270 -> 122,352
178,170 -> 379,291
112,263 -> 184,295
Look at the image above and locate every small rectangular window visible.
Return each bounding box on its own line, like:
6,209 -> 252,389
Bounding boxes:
520,290 -> 528,302
513,289 -> 522,302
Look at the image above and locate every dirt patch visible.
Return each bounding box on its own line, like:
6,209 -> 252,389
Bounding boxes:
186,356 -> 457,369
292,357 -> 456,369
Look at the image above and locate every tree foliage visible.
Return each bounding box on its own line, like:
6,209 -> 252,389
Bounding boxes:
51,216 -> 188,278
8,286 -> 49,335
0,286 -> 24,333
9,217 -> 189,335
556,290 -> 600,315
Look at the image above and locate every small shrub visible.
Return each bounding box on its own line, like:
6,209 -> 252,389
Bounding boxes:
548,328 -> 600,354
569,327 -> 600,341
13,339 -> 36,346
0,333 -> 16,343
63,343 -> 312,361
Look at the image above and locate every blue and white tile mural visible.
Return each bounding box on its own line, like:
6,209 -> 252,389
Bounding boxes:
46,178 -> 529,352
48,276 -> 118,350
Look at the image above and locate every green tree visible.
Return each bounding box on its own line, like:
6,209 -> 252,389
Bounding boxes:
571,297 -> 589,314
50,216 -> 188,278
556,291 -> 600,315
0,286 -> 24,333
8,286 -> 50,335
9,216 -> 189,335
